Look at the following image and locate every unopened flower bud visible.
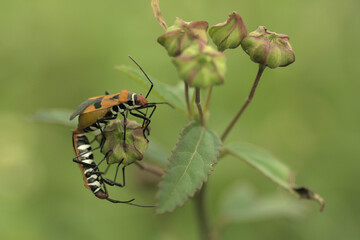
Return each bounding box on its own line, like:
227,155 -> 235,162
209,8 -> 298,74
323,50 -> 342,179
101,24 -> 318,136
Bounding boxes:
95,119 -> 149,166
172,43 -> 226,88
157,18 -> 209,57
209,12 -> 247,51
241,26 -> 295,68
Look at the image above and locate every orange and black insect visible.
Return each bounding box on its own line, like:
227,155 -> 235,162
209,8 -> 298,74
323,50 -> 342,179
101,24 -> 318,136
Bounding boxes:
70,56 -> 158,143
70,56 -> 165,206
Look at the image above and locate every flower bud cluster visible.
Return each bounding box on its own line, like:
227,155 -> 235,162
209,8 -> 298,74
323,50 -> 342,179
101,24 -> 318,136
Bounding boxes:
95,119 -> 149,166
158,18 -> 208,57
158,13 -> 295,89
158,18 -> 226,89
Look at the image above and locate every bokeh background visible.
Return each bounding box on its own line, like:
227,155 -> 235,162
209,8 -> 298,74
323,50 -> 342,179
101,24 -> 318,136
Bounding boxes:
1,0 -> 359,239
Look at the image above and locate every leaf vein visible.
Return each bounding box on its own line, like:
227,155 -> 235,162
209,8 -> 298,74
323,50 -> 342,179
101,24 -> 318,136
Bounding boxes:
168,127 -> 205,199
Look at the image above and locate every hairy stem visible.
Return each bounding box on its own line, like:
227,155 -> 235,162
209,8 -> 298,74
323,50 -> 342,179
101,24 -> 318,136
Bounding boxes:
221,64 -> 266,142
195,88 -> 205,126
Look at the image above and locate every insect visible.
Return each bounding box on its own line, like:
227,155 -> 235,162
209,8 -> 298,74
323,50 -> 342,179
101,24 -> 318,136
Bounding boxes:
70,56 -> 158,145
72,132 -> 152,206
70,56 -> 169,206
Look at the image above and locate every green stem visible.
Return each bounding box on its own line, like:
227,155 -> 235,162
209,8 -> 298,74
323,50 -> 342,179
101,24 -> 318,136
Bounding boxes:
203,87 -> 213,113
195,88 -> 205,126
185,82 -> 193,117
220,64 -> 266,142
134,161 -> 164,177
195,185 -> 213,240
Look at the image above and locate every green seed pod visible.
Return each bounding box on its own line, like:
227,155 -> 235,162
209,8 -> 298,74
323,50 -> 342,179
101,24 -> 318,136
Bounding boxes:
157,17 -> 209,57
95,119 -> 149,166
209,12 -> 248,51
241,26 -> 295,68
172,42 -> 226,88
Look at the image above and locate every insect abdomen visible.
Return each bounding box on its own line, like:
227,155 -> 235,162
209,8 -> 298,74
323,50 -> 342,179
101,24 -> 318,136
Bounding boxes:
72,132 -> 108,199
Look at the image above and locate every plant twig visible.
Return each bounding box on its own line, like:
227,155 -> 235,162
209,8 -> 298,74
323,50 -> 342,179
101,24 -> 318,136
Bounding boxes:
221,64 -> 266,142
203,87 -> 213,113
185,82 -> 193,116
194,185 -> 212,240
135,161 -> 164,177
151,0 -> 168,31
195,88 -> 205,126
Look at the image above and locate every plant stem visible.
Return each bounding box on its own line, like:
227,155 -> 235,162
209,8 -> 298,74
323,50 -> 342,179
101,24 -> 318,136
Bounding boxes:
151,0 -> 168,30
195,88 -> 205,126
203,87 -> 213,113
195,185 -> 212,240
185,82 -> 193,117
220,64 -> 266,142
135,161 -> 164,177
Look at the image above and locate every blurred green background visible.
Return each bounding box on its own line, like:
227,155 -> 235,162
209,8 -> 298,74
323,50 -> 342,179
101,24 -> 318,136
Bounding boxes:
1,0 -> 359,239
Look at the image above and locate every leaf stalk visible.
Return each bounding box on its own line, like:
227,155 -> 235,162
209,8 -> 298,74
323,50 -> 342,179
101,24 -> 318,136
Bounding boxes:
220,64 -> 266,142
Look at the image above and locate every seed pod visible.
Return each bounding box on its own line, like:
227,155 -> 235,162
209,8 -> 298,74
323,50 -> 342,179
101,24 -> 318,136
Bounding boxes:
95,119 -> 149,166
209,12 -> 247,51
157,17 -> 209,57
241,26 -> 295,68
172,42 -> 226,88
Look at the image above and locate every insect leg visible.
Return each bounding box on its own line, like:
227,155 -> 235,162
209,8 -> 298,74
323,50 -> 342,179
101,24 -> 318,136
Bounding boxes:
102,160 -> 126,188
93,150 -> 112,172
129,110 -> 152,142
72,146 -> 100,161
95,116 -> 117,151
143,105 -> 157,136
106,197 -> 155,207
101,180 -> 135,204
73,159 -> 94,167
120,112 -> 127,152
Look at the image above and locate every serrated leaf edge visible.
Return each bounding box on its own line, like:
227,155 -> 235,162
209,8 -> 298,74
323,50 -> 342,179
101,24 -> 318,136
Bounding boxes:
155,121 -> 221,214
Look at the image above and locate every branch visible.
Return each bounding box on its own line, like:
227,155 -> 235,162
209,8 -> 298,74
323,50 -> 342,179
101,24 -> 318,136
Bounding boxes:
195,88 -> 205,126
135,161 -> 164,177
151,0 -> 168,31
221,64 -> 266,142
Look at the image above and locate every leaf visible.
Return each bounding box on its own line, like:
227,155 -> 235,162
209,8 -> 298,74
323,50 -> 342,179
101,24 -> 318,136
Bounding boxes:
156,122 -> 221,214
224,142 -> 325,211
219,183 -> 306,224
28,109 -> 76,127
115,65 -> 187,113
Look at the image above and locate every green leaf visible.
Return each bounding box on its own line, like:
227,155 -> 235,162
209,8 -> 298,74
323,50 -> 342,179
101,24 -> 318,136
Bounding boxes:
219,183 -> 306,224
156,122 -> 221,214
115,65 -> 187,113
224,142 -> 325,211
28,109 -> 76,127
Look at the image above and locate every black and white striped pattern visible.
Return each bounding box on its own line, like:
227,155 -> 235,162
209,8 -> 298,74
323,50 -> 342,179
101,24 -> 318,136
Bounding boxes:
75,134 -> 105,195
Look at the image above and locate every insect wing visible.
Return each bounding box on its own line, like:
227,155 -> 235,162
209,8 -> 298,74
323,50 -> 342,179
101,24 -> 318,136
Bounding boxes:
93,94 -> 122,109
70,97 -> 104,120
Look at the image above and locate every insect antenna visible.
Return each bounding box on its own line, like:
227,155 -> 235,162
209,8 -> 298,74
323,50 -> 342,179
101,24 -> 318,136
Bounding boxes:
128,56 -> 153,99
146,102 -> 174,108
